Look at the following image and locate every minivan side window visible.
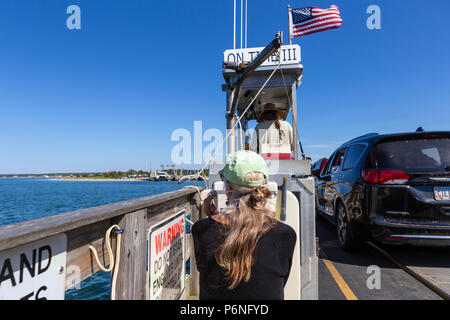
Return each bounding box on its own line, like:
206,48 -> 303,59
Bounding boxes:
342,144 -> 366,171
327,148 -> 347,174
313,161 -> 322,171
322,153 -> 336,175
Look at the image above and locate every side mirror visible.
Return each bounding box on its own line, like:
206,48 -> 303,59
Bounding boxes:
312,169 -> 320,177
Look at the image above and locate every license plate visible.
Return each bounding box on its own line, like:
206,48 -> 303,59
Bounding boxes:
434,187 -> 450,201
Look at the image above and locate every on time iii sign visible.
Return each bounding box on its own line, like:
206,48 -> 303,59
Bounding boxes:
224,44 -> 301,67
0,234 -> 67,300
148,210 -> 186,300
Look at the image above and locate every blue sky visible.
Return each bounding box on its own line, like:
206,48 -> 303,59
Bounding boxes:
0,0 -> 449,174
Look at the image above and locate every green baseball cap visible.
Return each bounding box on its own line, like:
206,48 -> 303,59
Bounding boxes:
219,150 -> 268,187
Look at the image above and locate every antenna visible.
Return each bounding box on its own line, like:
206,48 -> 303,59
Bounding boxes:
240,0 -> 243,48
233,0 -> 236,49
245,0 -> 248,48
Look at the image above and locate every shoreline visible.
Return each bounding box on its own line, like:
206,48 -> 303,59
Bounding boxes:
48,178 -> 149,182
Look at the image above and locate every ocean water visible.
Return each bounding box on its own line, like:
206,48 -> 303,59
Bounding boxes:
0,178 -> 201,300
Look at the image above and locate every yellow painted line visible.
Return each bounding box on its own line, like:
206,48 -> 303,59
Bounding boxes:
320,250 -> 358,300
410,267 -> 442,288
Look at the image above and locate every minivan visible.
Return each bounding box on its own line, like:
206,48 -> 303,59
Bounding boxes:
314,131 -> 450,250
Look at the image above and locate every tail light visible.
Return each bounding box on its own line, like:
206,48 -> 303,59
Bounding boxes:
387,235 -> 407,240
363,170 -> 410,184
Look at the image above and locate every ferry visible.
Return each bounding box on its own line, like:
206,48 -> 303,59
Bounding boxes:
155,171 -> 170,181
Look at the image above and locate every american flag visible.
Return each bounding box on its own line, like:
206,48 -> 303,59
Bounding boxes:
290,5 -> 342,38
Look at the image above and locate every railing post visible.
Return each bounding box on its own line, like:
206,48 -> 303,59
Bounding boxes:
113,209 -> 148,300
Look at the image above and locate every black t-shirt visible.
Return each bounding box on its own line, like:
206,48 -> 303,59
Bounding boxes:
191,216 -> 296,300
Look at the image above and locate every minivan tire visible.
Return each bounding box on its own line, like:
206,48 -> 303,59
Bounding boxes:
335,203 -> 363,251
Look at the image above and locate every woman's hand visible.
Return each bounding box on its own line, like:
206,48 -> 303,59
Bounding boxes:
203,190 -> 218,216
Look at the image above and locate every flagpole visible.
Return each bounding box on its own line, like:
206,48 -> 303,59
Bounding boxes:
288,5 -> 293,45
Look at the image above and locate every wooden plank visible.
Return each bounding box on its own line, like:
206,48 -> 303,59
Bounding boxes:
0,188 -> 199,252
113,210 -> 147,300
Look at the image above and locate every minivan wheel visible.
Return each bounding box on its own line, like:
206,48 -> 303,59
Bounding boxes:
336,203 -> 362,251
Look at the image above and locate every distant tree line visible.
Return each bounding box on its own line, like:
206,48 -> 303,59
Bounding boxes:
75,168 -> 209,178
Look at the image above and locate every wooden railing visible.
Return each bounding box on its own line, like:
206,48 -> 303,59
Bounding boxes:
0,187 -> 203,300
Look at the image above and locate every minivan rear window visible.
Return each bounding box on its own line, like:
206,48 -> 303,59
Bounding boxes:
374,138 -> 450,173
343,144 -> 366,171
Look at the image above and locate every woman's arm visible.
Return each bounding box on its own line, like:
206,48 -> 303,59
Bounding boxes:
203,190 -> 218,216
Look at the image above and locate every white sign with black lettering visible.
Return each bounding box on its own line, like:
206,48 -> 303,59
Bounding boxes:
147,210 -> 186,300
0,234 -> 67,300
224,44 -> 301,67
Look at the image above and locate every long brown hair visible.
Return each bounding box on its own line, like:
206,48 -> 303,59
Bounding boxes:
214,172 -> 277,289
260,110 -> 285,136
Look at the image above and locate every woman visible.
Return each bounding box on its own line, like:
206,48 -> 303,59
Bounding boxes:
192,150 -> 296,300
250,103 -> 295,160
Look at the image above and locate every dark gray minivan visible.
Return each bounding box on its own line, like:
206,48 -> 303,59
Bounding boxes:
315,131 -> 450,250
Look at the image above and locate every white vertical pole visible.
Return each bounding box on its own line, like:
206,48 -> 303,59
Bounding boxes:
240,0 -> 243,48
233,0 -> 236,49
226,89 -> 236,155
245,0 -> 248,48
